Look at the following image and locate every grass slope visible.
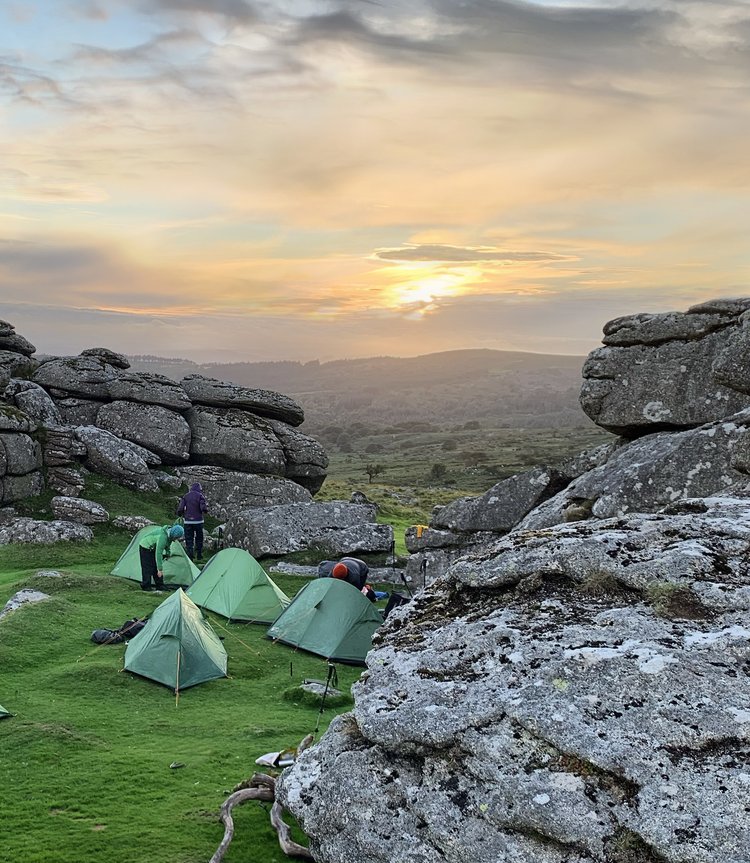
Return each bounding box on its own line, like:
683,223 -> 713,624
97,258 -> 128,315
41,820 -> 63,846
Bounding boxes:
0,422 -> 604,860
0,563 -> 361,862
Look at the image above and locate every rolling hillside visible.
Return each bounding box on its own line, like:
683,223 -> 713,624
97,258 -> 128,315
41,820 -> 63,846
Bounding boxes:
128,348 -> 592,437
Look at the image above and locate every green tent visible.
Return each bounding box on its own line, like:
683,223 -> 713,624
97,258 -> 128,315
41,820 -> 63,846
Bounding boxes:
266,578 -> 383,665
186,547 -> 290,623
123,590 -> 227,692
110,526 -> 200,588
0,704 -> 9,719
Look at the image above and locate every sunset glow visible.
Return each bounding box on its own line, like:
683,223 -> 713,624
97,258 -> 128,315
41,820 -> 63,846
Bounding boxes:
2,1 -> 749,361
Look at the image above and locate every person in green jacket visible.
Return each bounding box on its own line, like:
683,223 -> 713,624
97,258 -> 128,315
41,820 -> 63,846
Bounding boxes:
139,524 -> 184,591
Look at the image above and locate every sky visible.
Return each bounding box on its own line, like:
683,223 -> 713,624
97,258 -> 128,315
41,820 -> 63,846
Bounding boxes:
2,0 -> 750,362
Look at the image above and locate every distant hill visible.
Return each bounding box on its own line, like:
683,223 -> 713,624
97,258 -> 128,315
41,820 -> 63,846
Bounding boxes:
128,350 -> 593,439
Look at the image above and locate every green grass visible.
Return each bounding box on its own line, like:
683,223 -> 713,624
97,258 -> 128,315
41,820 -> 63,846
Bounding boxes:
0,565 -> 363,863
0,424 -> 608,861
324,424 -> 611,492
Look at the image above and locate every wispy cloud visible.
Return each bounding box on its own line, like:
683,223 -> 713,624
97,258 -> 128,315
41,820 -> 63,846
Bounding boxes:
373,244 -> 573,263
1,1 -> 750,360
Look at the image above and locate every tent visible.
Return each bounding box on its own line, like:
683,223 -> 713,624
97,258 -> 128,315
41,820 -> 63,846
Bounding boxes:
186,547 -> 290,624
123,590 -> 227,692
266,578 -> 383,665
0,704 -> 9,719
110,526 -> 200,588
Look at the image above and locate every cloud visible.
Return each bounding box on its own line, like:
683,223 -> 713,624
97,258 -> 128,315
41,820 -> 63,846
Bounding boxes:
373,243 -> 572,263
3,0 -> 750,365
3,282 -> 731,365
140,0 -> 259,25
0,59 -> 77,108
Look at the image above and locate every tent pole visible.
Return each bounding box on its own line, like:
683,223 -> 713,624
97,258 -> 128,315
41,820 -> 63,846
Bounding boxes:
314,663 -> 338,735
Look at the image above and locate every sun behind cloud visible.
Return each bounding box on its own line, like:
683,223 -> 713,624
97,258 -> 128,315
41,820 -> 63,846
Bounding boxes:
383,264 -> 481,312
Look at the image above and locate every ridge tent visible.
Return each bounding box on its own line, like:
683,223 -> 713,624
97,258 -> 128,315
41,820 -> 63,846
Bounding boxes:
123,590 -> 227,692
186,547 -> 290,624
266,577 -> 383,666
111,526 -> 200,588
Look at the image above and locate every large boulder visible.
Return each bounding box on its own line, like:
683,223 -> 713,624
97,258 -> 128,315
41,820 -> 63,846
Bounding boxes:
80,347 -> 130,369
0,433 -> 41,476
75,426 -> 160,492
54,398 -> 101,426
431,466 -> 569,533
107,371 -> 191,411
0,516 -> 93,544
0,404 -> 35,434
32,355 -> 118,399
6,380 -> 63,428
172,465 -> 312,518
712,308 -> 750,394
0,431 -> 43,505
518,410 -> 750,531
50,496 -> 108,524
0,349 -> 38,381
181,374 -> 305,426
97,401 -> 191,464
186,406 -> 286,474
224,501 -> 393,558
46,466 -> 87,497
268,419 -> 328,494
2,472 -> 44,504
0,321 -> 35,356
42,427 -> 87,468
279,495 -> 750,863
403,466 -> 592,587
581,299 -> 750,436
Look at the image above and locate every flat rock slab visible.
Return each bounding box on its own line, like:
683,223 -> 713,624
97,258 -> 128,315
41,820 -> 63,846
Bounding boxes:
0,589 -> 50,621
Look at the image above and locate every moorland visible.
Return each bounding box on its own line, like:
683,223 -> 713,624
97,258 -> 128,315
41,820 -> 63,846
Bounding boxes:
0,349 -> 612,862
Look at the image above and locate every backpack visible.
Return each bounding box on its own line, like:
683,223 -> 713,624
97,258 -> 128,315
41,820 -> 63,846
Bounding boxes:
90,618 -> 148,645
317,560 -> 336,578
91,628 -> 122,645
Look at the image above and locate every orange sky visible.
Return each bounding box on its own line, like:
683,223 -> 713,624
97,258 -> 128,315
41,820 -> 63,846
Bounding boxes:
2,1 -> 750,361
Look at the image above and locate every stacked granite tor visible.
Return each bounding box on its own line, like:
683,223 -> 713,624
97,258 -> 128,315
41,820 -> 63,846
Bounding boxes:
0,320 -> 391,557
405,298 -> 750,586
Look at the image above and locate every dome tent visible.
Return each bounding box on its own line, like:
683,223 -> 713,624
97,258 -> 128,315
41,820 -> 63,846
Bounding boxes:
186,547 -> 290,624
110,525 -> 200,588
266,577 -> 383,666
123,590 -> 227,692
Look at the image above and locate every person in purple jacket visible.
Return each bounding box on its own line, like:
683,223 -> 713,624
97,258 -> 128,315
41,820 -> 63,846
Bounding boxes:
177,482 -> 209,561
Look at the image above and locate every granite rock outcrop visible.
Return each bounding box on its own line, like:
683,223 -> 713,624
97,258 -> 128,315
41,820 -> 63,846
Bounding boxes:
406,299 -> 750,585
280,496 -> 750,863
0,319 -> 380,557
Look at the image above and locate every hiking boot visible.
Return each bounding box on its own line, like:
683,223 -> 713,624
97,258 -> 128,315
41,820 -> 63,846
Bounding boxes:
141,585 -> 153,592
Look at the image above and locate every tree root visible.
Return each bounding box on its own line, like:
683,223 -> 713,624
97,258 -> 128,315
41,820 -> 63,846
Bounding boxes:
210,759 -> 314,861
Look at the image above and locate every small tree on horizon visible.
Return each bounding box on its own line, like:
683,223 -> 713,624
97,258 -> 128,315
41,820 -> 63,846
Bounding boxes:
365,463 -> 385,483
429,463 -> 448,483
